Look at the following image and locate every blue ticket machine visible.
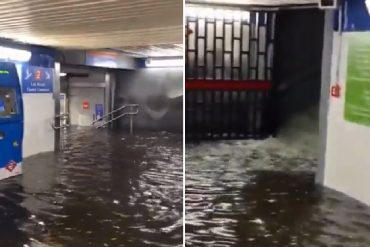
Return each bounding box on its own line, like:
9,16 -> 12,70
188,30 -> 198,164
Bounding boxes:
0,62 -> 23,180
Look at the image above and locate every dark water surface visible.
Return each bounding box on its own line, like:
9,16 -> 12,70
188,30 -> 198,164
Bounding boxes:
0,128 -> 183,247
186,139 -> 370,247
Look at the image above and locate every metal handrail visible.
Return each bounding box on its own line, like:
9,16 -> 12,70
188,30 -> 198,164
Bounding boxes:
91,104 -> 139,125
93,104 -> 139,133
52,113 -> 70,130
96,109 -> 139,129
56,113 -> 70,119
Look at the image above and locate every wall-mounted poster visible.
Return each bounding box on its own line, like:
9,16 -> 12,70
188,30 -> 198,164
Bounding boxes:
345,33 -> 370,126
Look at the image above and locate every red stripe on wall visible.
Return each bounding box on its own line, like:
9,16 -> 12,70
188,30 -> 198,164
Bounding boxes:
186,80 -> 272,91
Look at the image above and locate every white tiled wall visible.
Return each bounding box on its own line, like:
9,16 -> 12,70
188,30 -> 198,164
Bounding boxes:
16,64 -> 55,158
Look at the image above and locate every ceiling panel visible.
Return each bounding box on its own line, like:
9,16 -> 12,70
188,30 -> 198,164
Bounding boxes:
187,0 -> 317,6
116,44 -> 183,58
0,0 -> 182,49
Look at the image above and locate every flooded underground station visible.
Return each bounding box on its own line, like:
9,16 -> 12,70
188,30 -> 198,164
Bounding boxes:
0,128 -> 183,247
185,126 -> 370,247
185,1 -> 370,246
0,3 -> 184,244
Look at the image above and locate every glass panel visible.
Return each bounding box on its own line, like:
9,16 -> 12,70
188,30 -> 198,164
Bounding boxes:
216,20 -> 223,37
242,24 -> 250,52
206,23 -> 215,51
241,54 -> 249,80
233,40 -> 240,66
0,87 -> 17,117
224,54 -> 231,80
250,41 -> 258,67
188,22 -> 196,50
258,55 -> 265,80
206,53 -> 214,79
215,39 -> 223,66
198,18 -> 206,37
224,24 -> 232,52
259,26 -> 266,52
234,21 -> 241,38
198,39 -> 205,66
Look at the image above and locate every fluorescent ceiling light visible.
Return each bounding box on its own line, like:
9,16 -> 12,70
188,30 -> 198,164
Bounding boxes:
60,72 -> 67,77
93,60 -> 117,68
186,6 -> 250,21
318,0 -> 337,9
0,46 -> 31,62
146,58 -> 183,68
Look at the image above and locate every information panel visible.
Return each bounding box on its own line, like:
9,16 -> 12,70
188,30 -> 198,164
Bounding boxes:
345,33 -> 370,126
95,104 -> 104,121
22,65 -> 53,93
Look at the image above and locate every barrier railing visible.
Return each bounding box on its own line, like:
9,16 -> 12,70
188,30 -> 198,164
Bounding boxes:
186,80 -> 273,140
92,104 -> 139,133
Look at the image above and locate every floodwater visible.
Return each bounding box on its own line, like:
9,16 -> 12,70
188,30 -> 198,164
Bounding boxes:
0,127 -> 183,247
186,111 -> 370,247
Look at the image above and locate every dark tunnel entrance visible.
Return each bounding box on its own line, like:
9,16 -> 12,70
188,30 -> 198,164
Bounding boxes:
272,9 -> 325,149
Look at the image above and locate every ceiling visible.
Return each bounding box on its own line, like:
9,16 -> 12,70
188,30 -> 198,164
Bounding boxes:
186,0 -> 317,6
0,0 -> 182,50
114,44 -> 183,58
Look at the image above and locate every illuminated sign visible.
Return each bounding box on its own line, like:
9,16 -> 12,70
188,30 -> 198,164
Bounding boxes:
82,100 -> 90,110
0,70 -> 9,74
22,65 -> 53,93
319,0 -> 337,9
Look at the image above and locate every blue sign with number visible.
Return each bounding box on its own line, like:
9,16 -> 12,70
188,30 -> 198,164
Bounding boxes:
95,104 -> 104,121
22,65 -> 53,93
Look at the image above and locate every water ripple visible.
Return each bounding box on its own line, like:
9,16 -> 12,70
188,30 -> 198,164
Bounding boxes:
0,127 -> 183,247
186,139 -> 370,247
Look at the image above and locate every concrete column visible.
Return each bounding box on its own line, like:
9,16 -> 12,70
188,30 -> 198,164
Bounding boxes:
110,72 -> 116,115
54,62 -> 61,152
104,71 -> 114,127
316,10 -> 335,184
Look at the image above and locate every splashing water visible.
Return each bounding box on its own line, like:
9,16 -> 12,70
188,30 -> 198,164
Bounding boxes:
186,108 -> 370,246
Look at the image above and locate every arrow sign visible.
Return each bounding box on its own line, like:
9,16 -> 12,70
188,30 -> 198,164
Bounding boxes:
25,68 -> 32,80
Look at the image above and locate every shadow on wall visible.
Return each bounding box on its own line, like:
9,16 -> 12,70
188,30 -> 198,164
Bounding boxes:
116,67 -> 183,133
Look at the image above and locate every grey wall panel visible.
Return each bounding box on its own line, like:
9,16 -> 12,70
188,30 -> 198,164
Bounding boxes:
316,10 -> 334,184
69,87 -> 105,126
60,66 -> 116,127
116,68 -> 183,133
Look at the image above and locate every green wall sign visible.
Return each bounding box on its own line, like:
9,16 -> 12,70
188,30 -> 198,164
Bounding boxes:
345,33 -> 370,126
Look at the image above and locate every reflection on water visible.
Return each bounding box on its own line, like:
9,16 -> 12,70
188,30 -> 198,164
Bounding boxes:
0,127 -> 183,247
186,139 -> 370,247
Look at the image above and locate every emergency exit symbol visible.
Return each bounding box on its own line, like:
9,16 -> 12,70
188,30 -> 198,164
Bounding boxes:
331,84 -> 341,98
82,100 -> 90,110
5,160 -> 16,172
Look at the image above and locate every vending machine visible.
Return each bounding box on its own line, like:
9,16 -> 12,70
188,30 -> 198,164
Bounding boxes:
0,62 -> 23,180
